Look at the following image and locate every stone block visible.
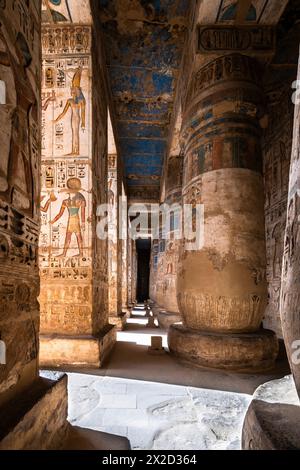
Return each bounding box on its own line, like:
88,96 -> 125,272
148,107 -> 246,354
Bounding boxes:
168,324 -> 278,371
0,375 -> 69,450
148,336 -> 165,355
242,399 -> 300,449
39,324 -> 116,368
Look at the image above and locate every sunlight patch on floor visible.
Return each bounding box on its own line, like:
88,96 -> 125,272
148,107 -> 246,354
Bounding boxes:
40,370 -> 251,450
66,374 -> 251,450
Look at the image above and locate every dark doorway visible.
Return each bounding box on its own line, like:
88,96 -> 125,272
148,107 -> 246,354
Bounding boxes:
136,239 -> 151,302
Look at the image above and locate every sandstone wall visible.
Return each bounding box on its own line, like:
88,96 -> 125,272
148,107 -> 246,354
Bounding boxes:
91,22 -> 110,332
262,84 -> 294,338
108,154 -> 122,317
0,0 -> 41,407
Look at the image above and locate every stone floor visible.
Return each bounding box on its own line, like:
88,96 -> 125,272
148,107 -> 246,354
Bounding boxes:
66,373 -> 251,450
41,306 -> 291,450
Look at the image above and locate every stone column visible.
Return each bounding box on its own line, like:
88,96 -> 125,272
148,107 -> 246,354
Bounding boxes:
39,24 -> 116,368
121,203 -> 129,317
131,239 -> 137,305
107,154 -> 126,330
242,51 -> 300,450
127,231 -> 133,308
280,49 -> 300,398
149,238 -> 159,304
169,53 -> 278,371
154,220 -> 166,313
157,155 -> 182,329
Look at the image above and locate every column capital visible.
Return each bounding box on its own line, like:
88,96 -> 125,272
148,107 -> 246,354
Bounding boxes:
184,53 -> 263,116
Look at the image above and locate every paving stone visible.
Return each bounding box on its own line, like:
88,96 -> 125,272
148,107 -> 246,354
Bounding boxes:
98,394 -> 137,409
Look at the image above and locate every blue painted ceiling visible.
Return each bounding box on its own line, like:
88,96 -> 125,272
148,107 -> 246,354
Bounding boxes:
98,0 -> 190,199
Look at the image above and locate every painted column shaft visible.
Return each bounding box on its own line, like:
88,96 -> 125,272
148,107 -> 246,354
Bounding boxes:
162,155 -> 182,315
179,54 -> 268,333
169,54 -> 278,370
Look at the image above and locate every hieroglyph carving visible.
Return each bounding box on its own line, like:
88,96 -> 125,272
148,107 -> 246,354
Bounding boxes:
185,53 -> 260,108
280,48 -> 300,396
198,26 -> 275,55
39,24 -> 94,334
0,0 -> 41,395
263,86 -> 293,337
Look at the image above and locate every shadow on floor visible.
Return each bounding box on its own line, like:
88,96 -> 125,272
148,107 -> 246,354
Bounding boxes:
55,325 -> 290,396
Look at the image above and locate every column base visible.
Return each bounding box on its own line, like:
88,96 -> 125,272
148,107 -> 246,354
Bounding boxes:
168,324 -> 278,372
109,312 -> 127,331
0,375 -> 69,450
242,400 -> 300,449
157,310 -> 182,330
40,324 -> 116,368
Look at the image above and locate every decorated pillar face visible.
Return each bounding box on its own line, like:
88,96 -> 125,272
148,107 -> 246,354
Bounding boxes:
178,53 -> 268,333
280,49 -> 300,399
39,25 -> 94,335
162,155 -> 182,314
155,221 -> 166,308
149,239 -> 159,303
127,233 -> 132,305
121,231 -> 128,311
131,239 -> 137,304
39,24 -> 110,340
107,154 -> 122,317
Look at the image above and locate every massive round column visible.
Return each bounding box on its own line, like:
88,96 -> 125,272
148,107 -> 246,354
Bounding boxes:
168,53 -> 278,371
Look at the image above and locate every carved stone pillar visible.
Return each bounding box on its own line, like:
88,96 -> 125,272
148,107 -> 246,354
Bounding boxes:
127,233 -> 133,308
133,240 -> 138,304
128,238 -> 137,308
149,238 -> 159,304
154,220 -> 166,312
107,154 -> 126,330
169,53 -> 278,371
157,155 -> 182,329
242,66 -> 300,446
280,51 -> 300,398
39,24 -> 116,368
121,226 -> 129,316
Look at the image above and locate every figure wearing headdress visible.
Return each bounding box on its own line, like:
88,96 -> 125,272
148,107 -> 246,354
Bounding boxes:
54,67 -> 86,155
50,177 -> 86,257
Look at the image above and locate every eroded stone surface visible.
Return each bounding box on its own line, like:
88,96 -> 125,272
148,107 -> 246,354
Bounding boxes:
0,0 -> 41,407
168,324 -> 279,371
253,375 -> 299,406
280,45 -> 300,399
242,375 -> 300,449
65,372 -> 251,450
0,376 -> 69,450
